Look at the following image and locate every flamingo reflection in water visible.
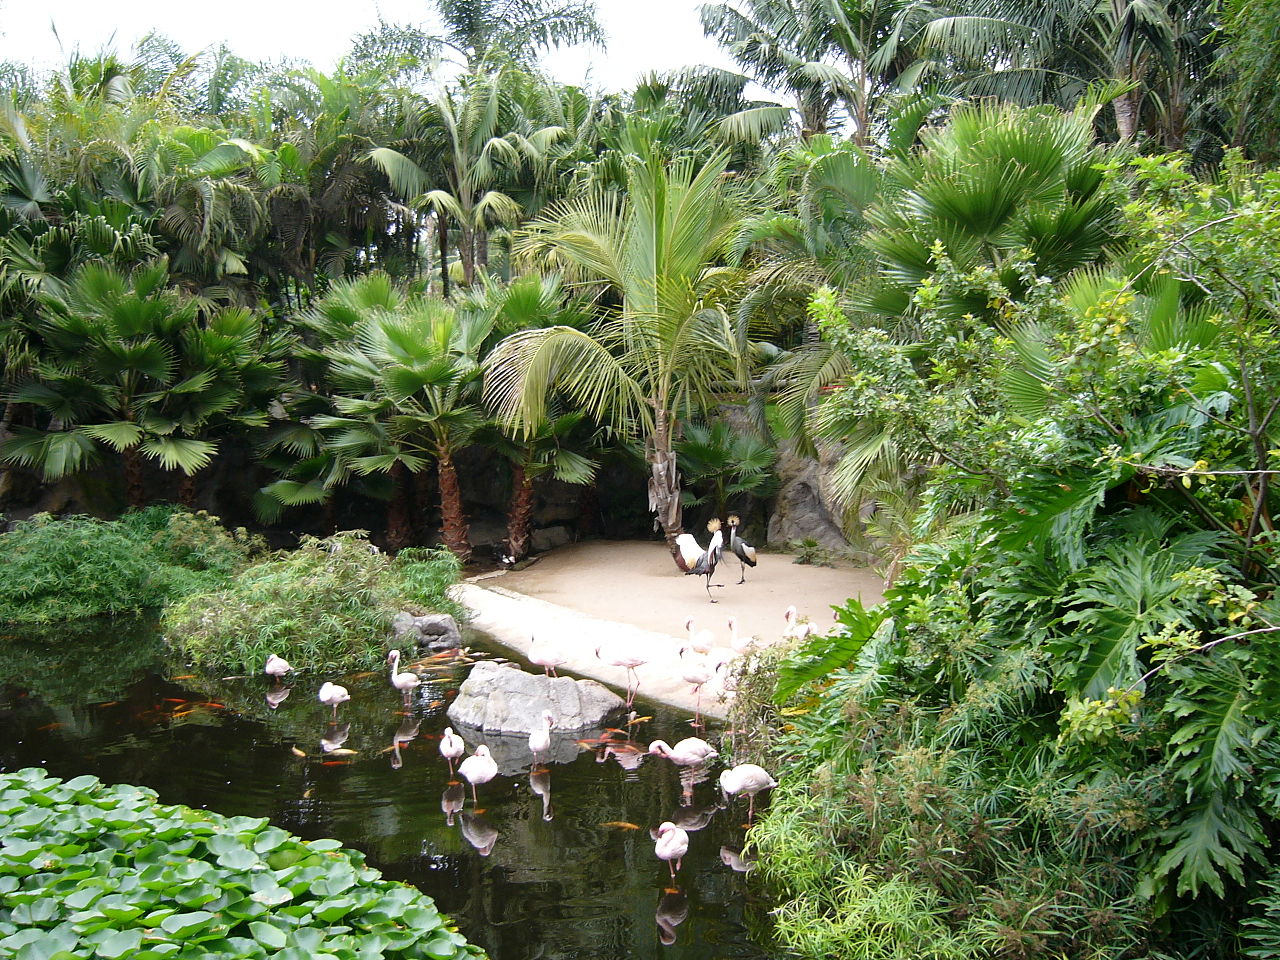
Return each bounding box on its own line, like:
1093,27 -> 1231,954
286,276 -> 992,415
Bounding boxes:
720,846 -> 757,873
529,767 -> 553,821
320,722 -> 351,753
389,717 -> 420,770
460,811 -> 498,856
441,782 -> 465,826
265,684 -> 291,710
655,888 -> 689,945
670,797 -> 722,833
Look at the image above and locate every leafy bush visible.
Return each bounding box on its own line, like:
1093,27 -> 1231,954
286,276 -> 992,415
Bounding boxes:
0,767 -> 484,960
0,509 -> 262,623
163,531 -> 465,673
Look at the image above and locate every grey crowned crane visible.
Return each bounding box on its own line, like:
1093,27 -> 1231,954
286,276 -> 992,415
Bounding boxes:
674,519 -> 724,602
726,515 -> 757,584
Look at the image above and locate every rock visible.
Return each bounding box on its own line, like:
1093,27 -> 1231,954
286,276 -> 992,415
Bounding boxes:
447,660 -> 625,734
767,439 -> 858,557
531,524 -> 573,552
392,611 -> 463,651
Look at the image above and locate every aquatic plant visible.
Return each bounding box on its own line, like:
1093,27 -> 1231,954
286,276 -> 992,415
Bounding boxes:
0,767 -> 484,959
162,531 -> 464,673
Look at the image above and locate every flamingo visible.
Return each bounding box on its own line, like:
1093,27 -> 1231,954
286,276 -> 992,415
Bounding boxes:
594,642 -> 648,707
683,617 -> 715,655
648,737 -> 719,766
439,726 -> 465,775
674,519 -> 725,602
458,745 -> 498,806
782,605 -> 815,642
317,681 -> 350,719
264,653 -> 292,678
727,616 -> 754,656
529,635 -> 568,678
726,515 -> 757,583
653,821 -> 690,881
386,649 -> 421,703
528,710 -> 555,766
678,645 -> 714,728
719,763 -> 778,822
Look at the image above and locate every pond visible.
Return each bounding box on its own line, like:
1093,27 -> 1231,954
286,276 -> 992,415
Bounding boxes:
0,618 -> 779,959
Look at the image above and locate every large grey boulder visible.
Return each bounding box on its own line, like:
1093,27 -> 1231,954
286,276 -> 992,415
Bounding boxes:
447,660 -> 625,734
392,611 -> 462,651
767,438 -> 859,557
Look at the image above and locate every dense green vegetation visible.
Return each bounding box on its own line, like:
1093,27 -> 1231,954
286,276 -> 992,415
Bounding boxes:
0,508 -> 261,622
0,768 -> 483,959
163,531 -> 463,673
2,0 -> 1279,955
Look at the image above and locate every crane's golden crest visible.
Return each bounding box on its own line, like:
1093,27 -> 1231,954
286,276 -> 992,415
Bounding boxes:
728,514 -> 740,525
706,518 -> 722,533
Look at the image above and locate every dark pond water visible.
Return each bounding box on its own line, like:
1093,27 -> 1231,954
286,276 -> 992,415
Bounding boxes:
0,618 -> 779,960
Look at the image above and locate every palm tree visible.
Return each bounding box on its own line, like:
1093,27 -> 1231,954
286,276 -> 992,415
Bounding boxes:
370,68 -> 567,290
483,144 -> 750,549
307,274 -> 493,559
0,259 -> 236,506
429,0 -> 604,70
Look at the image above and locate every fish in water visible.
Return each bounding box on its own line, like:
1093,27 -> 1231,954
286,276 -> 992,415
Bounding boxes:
599,821 -> 641,830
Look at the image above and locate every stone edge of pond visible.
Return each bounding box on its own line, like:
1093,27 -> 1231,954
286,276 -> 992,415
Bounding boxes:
451,581 -> 731,722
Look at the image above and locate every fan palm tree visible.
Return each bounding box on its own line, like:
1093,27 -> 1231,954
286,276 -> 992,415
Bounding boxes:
0,258 -> 244,506
429,0 -> 604,70
483,144 -> 750,548
307,274 -> 493,558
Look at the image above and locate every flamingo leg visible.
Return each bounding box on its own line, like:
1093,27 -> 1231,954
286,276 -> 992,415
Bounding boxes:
470,782 -> 479,806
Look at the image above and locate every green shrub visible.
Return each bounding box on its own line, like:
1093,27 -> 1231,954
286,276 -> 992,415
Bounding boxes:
0,509 -> 262,623
0,767 -> 484,960
162,531 -> 465,673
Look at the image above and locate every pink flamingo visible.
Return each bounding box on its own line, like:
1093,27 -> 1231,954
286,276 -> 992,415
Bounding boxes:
719,763 -> 778,823
529,635 -> 569,678
458,745 -> 498,807
654,822 -> 690,881
594,642 -> 648,707
648,737 -> 719,766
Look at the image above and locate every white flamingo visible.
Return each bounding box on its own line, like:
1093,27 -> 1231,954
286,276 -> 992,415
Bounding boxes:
683,617 -> 715,656
653,821 -> 690,881
678,645 -> 714,728
782,605 -> 815,642
727,616 -> 754,656
386,649 -> 421,703
264,653 -> 292,678
528,710 -> 555,766
719,763 -> 778,822
439,726 -> 465,775
648,737 -> 719,767
529,635 -> 569,678
317,681 -> 350,719
594,642 -> 648,707
458,745 -> 498,806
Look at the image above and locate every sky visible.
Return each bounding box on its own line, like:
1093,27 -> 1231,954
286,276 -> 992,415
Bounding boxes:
0,0 -> 754,96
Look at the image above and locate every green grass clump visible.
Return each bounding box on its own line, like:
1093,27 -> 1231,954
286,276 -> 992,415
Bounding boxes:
0,509 -> 263,624
0,767 -> 485,960
162,530 -> 465,673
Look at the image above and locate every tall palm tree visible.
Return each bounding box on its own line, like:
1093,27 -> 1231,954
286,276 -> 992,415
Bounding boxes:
483,145 -> 750,548
370,68 -> 567,290
430,0 -> 604,69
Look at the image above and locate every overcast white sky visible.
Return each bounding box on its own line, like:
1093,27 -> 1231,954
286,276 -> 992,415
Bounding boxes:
0,0 -> 752,95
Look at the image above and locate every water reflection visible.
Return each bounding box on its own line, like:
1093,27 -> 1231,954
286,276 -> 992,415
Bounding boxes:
0,619 -> 777,960
265,683 -> 291,710
655,888 -> 689,946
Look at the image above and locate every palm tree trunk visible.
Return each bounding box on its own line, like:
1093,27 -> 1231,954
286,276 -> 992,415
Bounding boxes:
122,446 -> 146,509
323,494 -> 337,536
438,216 -> 451,299
177,470 -> 198,509
476,228 -> 489,275
413,464 -> 437,545
459,222 -> 476,286
506,462 -> 535,561
387,460 -> 414,551
1114,87 -> 1142,141
437,449 -> 472,563
646,410 -> 684,553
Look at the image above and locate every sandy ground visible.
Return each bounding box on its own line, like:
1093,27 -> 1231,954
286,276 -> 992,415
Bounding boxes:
453,540 -> 885,720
